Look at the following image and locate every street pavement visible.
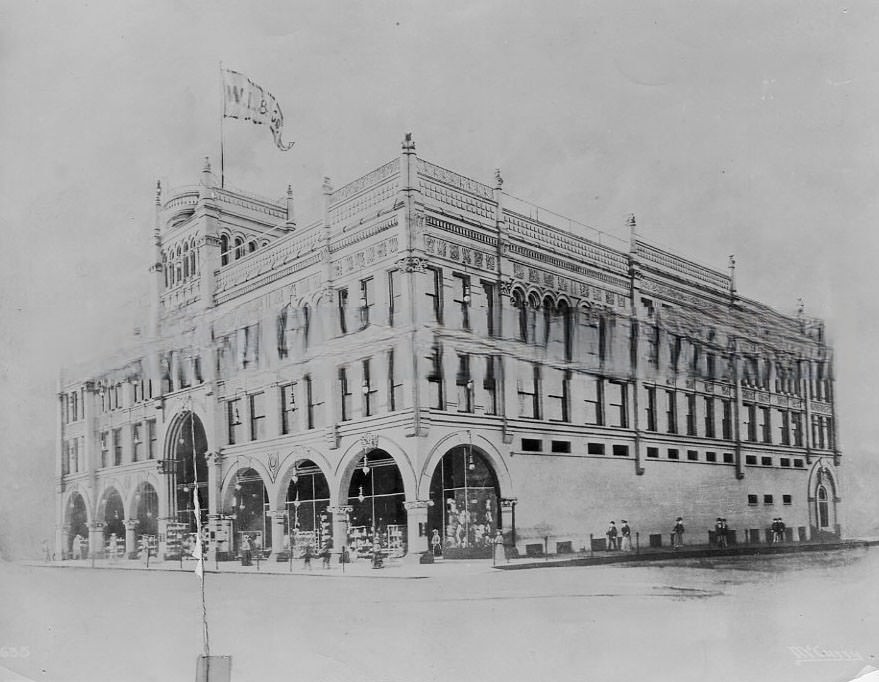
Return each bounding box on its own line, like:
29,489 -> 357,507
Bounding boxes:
1,547 -> 877,682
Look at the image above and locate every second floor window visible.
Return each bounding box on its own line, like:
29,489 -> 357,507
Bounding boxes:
722,399 -> 732,440
584,375 -> 603,426
281,383 -> 297,435
388,270 -> 401,327
483,355 -> 498,416
339,367 -> 352,421
147,419 -> 157,459
606,381 -> 627,428
388,350 -> 403,412
645,387 -> 657,431
359,278 -> 374,329
427,345 -> 444,410
250,392 -> 265,441
517,364 -> 540,419
483,281 -> 495,337
456,354 -> 473,413
132,423 -> 143,462
113,428 -> 122,466
100,431 -> 110,468
362,359 -> 376,417
227,398 -> 243,445
665,390 -> 677,434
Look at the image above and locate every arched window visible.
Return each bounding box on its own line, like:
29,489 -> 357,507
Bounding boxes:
542,296 -> 554,347
248,241 -> 257,253
513,290 -> 527,342
182,242 -> 190,279
302,305 -> 311,350
234,237 -> 244,260
162,252 -> 169,288
556,300 -> 572,361
220,235 -> 230,266
817,485 -> 829,528
189,245 -> 197,276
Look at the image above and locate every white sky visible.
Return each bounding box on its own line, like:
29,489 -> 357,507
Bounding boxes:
2,1 -> 878,549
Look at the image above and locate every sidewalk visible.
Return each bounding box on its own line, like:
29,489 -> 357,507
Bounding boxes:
496,537 -> 879,570
23,553 -> 498,579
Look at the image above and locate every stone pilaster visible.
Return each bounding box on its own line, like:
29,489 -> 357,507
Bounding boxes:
403,499 -> 432,558
124,520 -> 138,559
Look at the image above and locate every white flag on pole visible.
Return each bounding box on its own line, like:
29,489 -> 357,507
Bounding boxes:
223,68 -> 295,151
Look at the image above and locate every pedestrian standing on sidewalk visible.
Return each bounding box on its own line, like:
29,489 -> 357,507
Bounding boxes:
606,522 -> 618,551
718,518 -> 728,549
431,529 -> 442,557
619,521 -> 632,552
303,543 -> 313,570
777,518 -> 786,543
672,517 -> 685,550
493,530 -> 506,564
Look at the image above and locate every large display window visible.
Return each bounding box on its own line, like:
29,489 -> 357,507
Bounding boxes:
346,451 -> 407,558
286,460 -> 331,557
428,445 -> 500,559
231,467 -> 270,553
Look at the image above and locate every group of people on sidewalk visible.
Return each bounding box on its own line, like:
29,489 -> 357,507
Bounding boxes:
604,520 -> 634,551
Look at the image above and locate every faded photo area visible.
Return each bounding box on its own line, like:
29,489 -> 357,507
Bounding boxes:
1,3 -> 878,682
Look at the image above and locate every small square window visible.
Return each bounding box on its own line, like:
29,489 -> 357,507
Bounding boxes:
761,456 -> 772,466
706,451 -> 717,463
745,455 -> 757,465
587,442 -> 605,456
782,494 -> 792,505
647,447 -> 659,458
763,494 -> 774,505
747,494 -> 758,505
612,444 -> 629,457
667,449 -> 679,460
723,452 -> 734,464
687,450 -> 698,461
522,438 -> 542,452
793,459 -> 804,468
552,440 -> 572,454
780,458 -> 791,467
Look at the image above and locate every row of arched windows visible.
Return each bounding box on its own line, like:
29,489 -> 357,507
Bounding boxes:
163,239 -> 198,289
511,290 -> 574,361
220,233 -> 265,266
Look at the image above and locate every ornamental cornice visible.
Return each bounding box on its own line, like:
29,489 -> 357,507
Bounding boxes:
395,256 -> 429,273
424,234 -> 496,272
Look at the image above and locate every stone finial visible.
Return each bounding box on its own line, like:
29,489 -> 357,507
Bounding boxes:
200,157 -> 213,190
286,184 -> 295,225
154,180 -> 162,206
626,214 -> 637,229
402,132 -> 416,152
202,156 -> 211,173
797,298 -> 805,318
728,255 -> 737,296
494,168 -> 504,190
322,176 -> 333,195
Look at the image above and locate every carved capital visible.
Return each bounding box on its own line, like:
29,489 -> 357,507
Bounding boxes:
403,500 -> 432,511
395,256 -> 428,273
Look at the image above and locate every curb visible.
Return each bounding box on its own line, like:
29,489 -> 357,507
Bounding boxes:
494,539 -> 879,570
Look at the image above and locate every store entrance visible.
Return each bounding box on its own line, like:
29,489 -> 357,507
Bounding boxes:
102,489 -> 126,558
65,492 -> 89,558
286,460 -> 331,557
427,445 -> 500,559
346,450 -> 407,559
173,412 -> 208,534
231,467 -> 271,555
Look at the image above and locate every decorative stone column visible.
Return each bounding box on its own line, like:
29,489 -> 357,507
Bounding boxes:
124,520 -> 138,559
327,505 -> 352,557
270,510 -> 286,558
88,522 -> 105,560
403,500 -> 432,560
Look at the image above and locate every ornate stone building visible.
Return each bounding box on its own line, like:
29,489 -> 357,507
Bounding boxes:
56,134 -> 842,561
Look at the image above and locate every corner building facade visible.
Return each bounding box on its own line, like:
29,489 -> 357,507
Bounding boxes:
56,136 -> 843,561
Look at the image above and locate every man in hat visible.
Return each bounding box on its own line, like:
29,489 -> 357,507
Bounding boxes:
619,521 -> 632,552
606,521 -> 618,551
672,517 -> 685,550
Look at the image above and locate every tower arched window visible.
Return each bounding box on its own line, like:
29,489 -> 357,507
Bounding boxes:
248,240 -> 257,253
513,290 -> 527,342
302,305 -> 311,350
542,296 -> 554,348
162,252 -> 169,288
817,485 -> 829,528
183,242 -> 190,279
234,237 -> 244,260
189,244 -> 197,276
220,235 -> 230,266
175,246 -> 182,283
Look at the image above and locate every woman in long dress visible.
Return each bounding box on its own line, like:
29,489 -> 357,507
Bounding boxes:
493,530 -> 506,564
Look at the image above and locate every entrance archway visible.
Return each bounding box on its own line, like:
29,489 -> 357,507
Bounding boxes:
170,412 -> 208,533
101,488 -> 125,557
427,445 -> 501,558
346,449 -> 407,558
286,460 -> 331,556
229,467 -> 270,553
65,492 -> 89,558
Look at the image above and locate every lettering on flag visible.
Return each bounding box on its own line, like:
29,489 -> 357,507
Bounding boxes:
223,68 -> 294,151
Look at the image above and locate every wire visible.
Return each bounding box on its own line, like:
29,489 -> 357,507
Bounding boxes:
189,398 -> 210,659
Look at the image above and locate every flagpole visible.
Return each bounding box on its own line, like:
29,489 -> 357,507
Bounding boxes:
219,61 -> 225,188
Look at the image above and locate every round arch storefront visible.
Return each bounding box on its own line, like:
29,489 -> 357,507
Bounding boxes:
285,459 -> 332,556
64,491 -> 90,558
99,488 -> 126,557
225,467 -> 271,555
344,448 -> 408,559
165,411 -> 209,533
426,445 -> 502,559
